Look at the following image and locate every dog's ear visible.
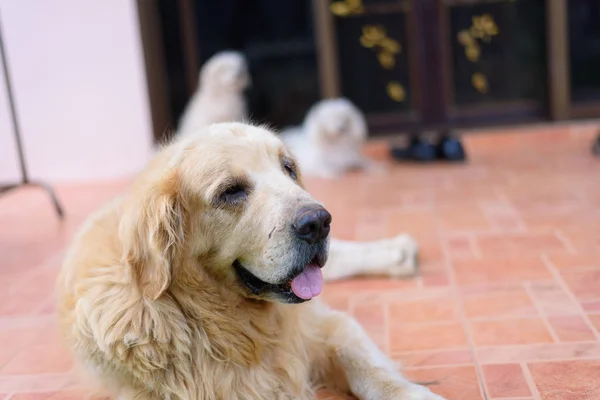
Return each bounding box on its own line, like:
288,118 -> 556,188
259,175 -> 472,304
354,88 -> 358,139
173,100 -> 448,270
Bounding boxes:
119,171 -> 186,300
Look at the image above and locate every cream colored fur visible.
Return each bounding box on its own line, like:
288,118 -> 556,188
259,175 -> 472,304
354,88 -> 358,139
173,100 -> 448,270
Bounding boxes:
178,51 -> 249,136
281,98 -> 383,179
57,122 -> 443,400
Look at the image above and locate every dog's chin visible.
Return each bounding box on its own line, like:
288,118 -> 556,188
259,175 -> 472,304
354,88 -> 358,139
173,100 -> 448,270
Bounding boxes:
233,251 -> 327,304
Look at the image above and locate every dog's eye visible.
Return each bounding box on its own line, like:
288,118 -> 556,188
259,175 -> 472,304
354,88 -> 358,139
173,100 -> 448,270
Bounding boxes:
282,158 -> 298,181
220,184 -> 247,204
284,164 -> 297,180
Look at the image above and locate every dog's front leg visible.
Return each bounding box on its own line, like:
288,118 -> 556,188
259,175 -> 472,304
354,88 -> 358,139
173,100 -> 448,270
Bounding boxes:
323,235 -> 418,282
318,310 -> 445,400
355,156 -> 386,174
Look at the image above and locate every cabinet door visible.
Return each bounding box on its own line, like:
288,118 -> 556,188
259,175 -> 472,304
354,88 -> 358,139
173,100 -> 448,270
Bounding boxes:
439,0 -> 549,126
328,0 -> 422,132
567,0 -> 600,118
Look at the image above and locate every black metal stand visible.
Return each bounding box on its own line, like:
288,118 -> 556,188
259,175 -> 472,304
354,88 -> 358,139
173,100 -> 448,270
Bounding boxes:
0,11 -> 64,219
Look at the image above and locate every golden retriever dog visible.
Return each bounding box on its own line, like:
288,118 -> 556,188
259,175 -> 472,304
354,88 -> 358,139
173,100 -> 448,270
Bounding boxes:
178,51 -> 250,136
57,123 -> 443,400
281,98 -> 383,179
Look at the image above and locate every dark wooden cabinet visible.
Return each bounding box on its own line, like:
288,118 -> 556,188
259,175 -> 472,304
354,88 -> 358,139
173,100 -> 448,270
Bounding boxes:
137,0 -> 600,142
321,0 -> 551,133
567,0 -> 600,117
443,0 -> 548,119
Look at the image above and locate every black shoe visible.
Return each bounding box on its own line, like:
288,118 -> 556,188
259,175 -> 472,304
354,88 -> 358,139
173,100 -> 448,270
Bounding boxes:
436,130 -> 467,162
390,133 -> 437,162
593,133 -> 600,158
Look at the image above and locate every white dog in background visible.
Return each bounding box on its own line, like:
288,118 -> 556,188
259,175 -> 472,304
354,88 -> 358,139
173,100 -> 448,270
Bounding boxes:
281,98 -> 382,179
178,51 -> 250,136
178,56 -> 380,180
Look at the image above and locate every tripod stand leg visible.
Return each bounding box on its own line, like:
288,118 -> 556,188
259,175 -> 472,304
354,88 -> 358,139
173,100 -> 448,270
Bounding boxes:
0,182 -> 64,219
32,182 -> 65,219
0,18 -> 65,220
0,183 -> 19,194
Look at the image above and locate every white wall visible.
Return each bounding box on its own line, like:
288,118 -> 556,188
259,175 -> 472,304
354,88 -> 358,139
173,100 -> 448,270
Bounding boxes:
0,39 -> 20,183
0,0 -> 153,184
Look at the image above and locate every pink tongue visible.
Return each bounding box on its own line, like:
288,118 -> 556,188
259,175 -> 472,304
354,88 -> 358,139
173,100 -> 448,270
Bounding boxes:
290,265 -> 323,300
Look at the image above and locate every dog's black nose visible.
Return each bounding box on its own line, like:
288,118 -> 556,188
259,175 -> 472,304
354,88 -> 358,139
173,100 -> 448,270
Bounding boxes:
293,207 -> 332,244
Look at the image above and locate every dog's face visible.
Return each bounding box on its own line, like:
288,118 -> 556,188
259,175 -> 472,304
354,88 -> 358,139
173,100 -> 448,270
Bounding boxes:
201,51 -> 250,91
120,123 -> 330,304
306,98 -> 367,146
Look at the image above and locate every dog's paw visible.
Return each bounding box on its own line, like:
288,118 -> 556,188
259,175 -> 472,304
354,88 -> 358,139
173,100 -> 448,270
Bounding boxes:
381,234 -> 419,278
381,383 -> 446,400
402,384 -> 446,400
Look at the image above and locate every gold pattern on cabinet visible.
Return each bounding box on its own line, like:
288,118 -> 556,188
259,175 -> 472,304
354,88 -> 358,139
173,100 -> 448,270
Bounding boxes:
470,14 -> 499,42
360,25 -> 387,48
457,30 -> 480,62
330,0 -> 364,17
386,81 -> 406,102
471,72 -> 488,94
359,25 -> 406,103
330,6 -> 407,104
457,14 -> 499,93
359,25 -> 402,70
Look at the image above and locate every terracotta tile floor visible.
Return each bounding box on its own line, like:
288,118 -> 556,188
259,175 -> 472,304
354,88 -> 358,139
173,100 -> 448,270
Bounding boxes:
1,123 -> 600,399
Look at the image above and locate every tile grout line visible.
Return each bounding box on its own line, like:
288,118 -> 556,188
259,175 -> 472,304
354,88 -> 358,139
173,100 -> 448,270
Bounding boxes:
394,353 -> 600,369
541,265 -> 600,273
437,227 -> 590,236
468,234 -> 483,259
7,249 -> 66,291
478,202 -> 515,234
393,340 -> 600,354
519,362 -> 542,400
0,372 -> 76,394
493,189 -> 528,233
476,364 -> 494,400
383,314 -> 593,325
523,280 -> 561,344
541,255 -> 600,342
495,398 -> 542,400
478,192 -> 527,234
402,363 -> 476,370
432,201 -> 490,400
30,293 -> 56,316
435,227 -> 551,236
415,276 -> 424,290
553,229 -> 578,254
0,314 -> 56,331
383,301 -> 391,356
